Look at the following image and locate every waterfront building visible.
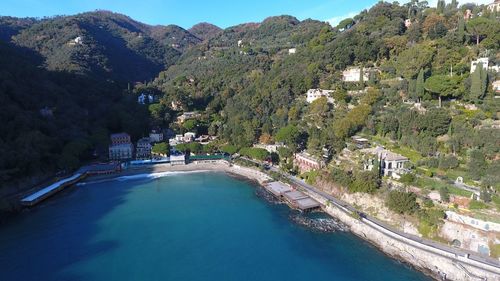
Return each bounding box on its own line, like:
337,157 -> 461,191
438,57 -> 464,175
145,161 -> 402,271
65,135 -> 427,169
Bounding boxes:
136,137 -> 152,160
170,153 -> 186,165
305,89 -> 335,104
294,152 -> 325,173
109,133 -> 133,160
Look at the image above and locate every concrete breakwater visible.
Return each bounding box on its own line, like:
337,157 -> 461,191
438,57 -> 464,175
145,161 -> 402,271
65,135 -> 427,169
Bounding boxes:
301,187 -> 500,281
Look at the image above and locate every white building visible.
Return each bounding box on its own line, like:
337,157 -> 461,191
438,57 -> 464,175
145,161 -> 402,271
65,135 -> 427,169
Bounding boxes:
237,40 -> 243,47
488,0 -> 500,12
305,89 -> 335,104
471,58 -> 489,73
342,67 -> 370,82
470,58 -> 500,73
492,80 -> 500,93
288,48 -> 296,54
74,36 -> 83,44
135,137 -> 152,160
170,154 -> 186,165
184,132 -> 196,143
253,143 -> 284,153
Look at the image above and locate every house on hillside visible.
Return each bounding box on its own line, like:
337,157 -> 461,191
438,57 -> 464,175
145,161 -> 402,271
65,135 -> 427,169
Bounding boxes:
177,112 -> 201,123
492,80 -> 500,94
342,67 -> 373,82
183,132 -> 196,143
488,0 -> 500,12
288,48 -> 296,54
109,133 -> 134,160
149,129 -> 164,143
361,146 -> 409,179
294,152 -> 325,173
138,93 -> 153,104
305,89 -> 335,104
470,58 -> 500,73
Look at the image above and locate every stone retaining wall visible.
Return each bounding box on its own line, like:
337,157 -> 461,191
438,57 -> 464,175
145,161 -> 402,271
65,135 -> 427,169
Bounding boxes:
302,189 -> 500,281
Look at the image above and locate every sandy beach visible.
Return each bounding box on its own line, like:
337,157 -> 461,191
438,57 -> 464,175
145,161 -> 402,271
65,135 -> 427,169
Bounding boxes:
83,161 -> 272,185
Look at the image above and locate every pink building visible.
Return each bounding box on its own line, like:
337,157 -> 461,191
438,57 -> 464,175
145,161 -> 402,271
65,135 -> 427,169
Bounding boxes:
294,152 -> 325,173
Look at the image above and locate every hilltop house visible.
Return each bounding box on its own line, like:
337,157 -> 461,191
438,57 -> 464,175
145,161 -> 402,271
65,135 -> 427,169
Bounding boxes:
361,146 -> 409,179
294,152 -> 325,173
305,89 -> 335,104
135,137 -> 152,160
109,133 -> 134,160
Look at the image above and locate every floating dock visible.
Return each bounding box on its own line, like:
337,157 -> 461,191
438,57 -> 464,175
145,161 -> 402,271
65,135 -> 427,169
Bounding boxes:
264,181 -> 320,211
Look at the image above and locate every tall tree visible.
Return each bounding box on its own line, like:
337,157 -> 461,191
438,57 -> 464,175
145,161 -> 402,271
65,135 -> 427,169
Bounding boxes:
470,63 -> 487,100
436,0 -> 446,14
466,17 -> 494,45
424,74 -> 463,107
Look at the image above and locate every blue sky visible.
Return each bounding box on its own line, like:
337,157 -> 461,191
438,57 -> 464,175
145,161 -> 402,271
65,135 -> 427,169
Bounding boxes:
0,0 -> 382,28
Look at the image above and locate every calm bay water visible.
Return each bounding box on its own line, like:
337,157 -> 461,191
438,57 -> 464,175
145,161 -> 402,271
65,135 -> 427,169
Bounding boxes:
0,172 -> 430,281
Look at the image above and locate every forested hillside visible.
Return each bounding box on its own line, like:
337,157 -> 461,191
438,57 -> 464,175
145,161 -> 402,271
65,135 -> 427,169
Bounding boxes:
1,11 -> 204,82
145,1 -> 499,189
0,41 -> 149,196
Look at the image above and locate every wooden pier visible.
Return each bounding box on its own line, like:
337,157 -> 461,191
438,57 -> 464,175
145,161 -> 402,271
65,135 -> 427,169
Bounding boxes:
264,181 -> 320,211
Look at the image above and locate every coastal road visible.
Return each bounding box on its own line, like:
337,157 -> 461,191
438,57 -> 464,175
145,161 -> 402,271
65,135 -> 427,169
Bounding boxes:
235,158 -> 500,272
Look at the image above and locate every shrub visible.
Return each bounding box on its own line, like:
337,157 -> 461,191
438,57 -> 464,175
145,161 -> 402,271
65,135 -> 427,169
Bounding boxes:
399,173 -> 416,184
439,186 -> 450,202
438,155 -> 459,170
220,144 -> 239,155
469,200 -> 489,210
386,191 -> 419,215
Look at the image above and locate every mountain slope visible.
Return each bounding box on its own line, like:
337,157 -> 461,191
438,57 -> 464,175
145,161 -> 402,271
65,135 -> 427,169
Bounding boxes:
188,22 -> 222,40
1,11 -> 198,82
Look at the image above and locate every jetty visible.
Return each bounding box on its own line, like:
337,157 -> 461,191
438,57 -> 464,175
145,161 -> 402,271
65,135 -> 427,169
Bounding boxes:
264,181 -> 320,211
21,173 -> 86,206
20,163 -> 121,206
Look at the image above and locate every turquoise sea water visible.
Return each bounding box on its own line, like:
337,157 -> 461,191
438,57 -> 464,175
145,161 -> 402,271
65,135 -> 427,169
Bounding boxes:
0,172 -> 430,281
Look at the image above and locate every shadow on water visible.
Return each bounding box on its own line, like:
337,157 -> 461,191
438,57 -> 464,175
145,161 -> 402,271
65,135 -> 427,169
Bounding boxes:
0,173 -> 144,281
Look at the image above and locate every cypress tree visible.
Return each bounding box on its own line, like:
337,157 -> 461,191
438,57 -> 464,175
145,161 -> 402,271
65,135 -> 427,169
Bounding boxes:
437,0 -> 446,14
457,18 -> 465,43
416,69 -> 425,101
470,63 -> 482,100
480,66 -> 488,98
